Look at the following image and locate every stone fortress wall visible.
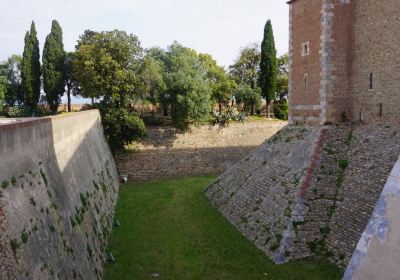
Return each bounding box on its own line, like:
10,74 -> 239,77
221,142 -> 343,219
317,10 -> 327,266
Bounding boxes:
0,110 -> 119,280
289,0 -> 400,125
115,121 -> 286,182
206,124 -> 400,270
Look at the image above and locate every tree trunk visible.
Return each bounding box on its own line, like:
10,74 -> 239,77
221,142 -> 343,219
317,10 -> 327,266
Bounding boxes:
251,105 -> 254,115
163,106 -> 169,116
266,101 -> 270,118
91,97 -> 94,105
218,103 -> 222,114
67,89 -> 71,112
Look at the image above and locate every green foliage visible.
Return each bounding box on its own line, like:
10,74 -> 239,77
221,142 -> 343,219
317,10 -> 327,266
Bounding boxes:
21,231 -> 29,244
22,21 -> 41,111
10,239 -> 20,256
338,160 -> 348,170
7,105 -> 33,117
210,107 -> 246,128
229,43 -> 261,89
234,85 -> 262,115
64,52 -> 80,112
260,20 -> 277,108
199,53 -> 237,111
80,193 -> 88,208
137,54 -> 166,112
101,107 -> 145,150
164,42 -> 212,130
276,73 -> 288,102
274,99 -> 288,120
40,169 -> 48,187
43,20 -> 66,114
1,55 -> 24,106
0,76 -> 6,111
1,180 -> 9,189
73,30 -> 143,107
104,176 -> 342,280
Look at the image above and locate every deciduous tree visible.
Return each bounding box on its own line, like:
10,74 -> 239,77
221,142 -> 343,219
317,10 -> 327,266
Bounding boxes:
229,43 -> 260,89
64,52 -> 80,112
164,42 -> 212,130
199,53 -> 237,113
73,30 -> 143,108
235,85 -> 262,115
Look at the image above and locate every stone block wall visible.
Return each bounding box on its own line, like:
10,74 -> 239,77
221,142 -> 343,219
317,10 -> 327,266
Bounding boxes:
115,121 -> 286,182
206,123 -> 400,269
205,126 -> 323,262
351,0 -> 400,124
0,110 -> 119,280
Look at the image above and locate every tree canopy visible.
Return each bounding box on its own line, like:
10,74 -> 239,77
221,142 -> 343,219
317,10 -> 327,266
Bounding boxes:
43,20 -> 66,113
260,20 -> 277,114
199,53 -> 237,112
229,43 -> 260,89
73,30 -> 143,107
163,42 -> 212,130
21,21 -> 41,110
235,85 -> 262,115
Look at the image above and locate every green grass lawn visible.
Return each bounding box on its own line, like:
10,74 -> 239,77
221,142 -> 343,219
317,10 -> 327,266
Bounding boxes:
104,176 -> 342,280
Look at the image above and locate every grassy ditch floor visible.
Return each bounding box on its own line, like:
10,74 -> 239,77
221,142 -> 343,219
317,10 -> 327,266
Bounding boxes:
104,176 -> 342,280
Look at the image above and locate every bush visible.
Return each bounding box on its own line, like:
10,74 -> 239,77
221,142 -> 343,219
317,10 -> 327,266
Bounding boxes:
142,115 -> 173,126
7,106 -> 33,118
102,108 -> 145,151
273,100 -> 288,120
210,107 -> 247,128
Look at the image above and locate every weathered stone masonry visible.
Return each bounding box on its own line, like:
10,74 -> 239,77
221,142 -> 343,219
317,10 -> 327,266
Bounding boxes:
115,121 -> 286,182
0,111 -> 119,280
206,124 -> 400,268
289,0 -> 400,125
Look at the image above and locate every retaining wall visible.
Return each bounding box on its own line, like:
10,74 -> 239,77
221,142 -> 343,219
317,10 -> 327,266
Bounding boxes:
115,121 -> 286,182
206,124 -> 400,270
0,110 -> 119,280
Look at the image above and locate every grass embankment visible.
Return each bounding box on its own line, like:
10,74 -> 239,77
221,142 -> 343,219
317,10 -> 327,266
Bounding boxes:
104,176 -> 342,280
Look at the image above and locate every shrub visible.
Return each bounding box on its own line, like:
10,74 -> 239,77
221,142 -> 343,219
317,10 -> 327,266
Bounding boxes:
273,99 -> 288,120
102,108 -> 145,151
7,106 -> 32,117
210,107 -> 247,128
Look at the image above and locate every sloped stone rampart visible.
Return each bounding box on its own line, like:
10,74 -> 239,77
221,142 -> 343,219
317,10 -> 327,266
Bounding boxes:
206,124 -> 400,270
0,110 -> 119,280
205,126 -> 322,261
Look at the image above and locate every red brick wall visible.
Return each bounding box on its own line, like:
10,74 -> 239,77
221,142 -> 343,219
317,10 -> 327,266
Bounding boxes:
289,0 -> 322,124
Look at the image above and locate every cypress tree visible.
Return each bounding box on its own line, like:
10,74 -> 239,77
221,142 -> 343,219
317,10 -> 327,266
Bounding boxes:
43,20 -> 65,114
21,21 -> 41,111
260,20 -> 277,117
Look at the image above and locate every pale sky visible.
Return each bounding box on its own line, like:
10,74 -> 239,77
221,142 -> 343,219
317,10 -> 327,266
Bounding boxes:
0,0 -> 289,68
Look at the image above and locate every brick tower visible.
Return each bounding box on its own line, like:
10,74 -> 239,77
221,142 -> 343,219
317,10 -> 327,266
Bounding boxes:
288,0 -> 400,125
